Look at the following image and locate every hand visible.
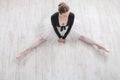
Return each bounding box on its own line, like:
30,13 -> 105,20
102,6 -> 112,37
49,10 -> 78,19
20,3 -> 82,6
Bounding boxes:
58,38 -> 65,43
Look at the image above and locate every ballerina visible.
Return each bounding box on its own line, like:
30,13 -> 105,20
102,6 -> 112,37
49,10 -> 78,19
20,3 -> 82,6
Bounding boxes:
16,2 -> 109,59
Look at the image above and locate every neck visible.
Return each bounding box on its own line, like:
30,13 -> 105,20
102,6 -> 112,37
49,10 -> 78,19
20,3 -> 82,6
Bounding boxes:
59,11 -> 70,17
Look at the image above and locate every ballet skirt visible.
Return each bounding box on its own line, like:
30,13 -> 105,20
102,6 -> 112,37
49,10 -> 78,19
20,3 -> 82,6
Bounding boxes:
39,14 -> 81,42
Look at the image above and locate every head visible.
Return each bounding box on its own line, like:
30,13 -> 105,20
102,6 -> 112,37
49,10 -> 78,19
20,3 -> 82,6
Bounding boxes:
58,2 -> 70,15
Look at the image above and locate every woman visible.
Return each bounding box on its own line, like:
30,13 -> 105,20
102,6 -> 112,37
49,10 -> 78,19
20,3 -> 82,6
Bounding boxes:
16,2 -> 109,59
51,2 -> 74,43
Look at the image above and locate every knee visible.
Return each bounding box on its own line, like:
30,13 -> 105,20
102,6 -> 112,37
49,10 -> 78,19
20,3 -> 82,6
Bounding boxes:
79,35 -> 85,39
40,37 -> 47,42
37,36 -> 47,42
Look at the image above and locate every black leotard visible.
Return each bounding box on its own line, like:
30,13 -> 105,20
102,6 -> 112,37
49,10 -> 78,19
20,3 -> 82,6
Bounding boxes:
51,12 -> 75,39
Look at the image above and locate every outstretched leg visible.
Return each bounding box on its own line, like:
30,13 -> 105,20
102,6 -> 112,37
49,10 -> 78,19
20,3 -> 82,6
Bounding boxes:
79,35 -> 109,52
16,36 -> 47,59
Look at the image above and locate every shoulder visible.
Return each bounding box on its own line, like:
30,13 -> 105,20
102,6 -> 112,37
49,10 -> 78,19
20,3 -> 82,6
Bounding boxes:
69,12 -> 75,19
70,12 -> 74,15
69,12 -> 75,18
51,12 -> 58,19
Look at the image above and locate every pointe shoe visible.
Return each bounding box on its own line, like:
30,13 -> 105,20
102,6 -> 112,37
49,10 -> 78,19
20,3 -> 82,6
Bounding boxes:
96,45 -> 109,53
16,50 -> 28,59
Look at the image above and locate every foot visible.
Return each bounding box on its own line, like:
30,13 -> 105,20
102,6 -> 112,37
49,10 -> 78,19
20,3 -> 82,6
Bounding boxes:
16,50 -> 28,59
95,44 -> 109,53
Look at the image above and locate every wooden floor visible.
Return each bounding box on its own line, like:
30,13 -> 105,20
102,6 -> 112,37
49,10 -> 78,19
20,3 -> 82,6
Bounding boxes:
0,0 -> 120,80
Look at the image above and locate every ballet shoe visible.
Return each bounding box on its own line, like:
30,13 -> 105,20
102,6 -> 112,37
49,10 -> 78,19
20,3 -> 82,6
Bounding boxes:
95,45 -> 109,53
16,50 -> 28,59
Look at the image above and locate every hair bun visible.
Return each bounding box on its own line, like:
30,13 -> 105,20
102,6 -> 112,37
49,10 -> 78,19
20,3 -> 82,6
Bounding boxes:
58,2 -> 67,7
58,2 -> 69,14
